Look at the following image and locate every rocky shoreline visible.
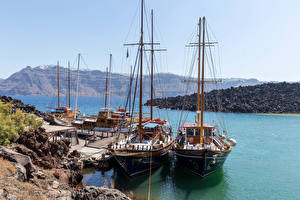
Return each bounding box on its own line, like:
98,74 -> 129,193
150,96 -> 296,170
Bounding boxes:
0,128 -> 131,200
145,82 -> 300,113
0,95 -> 47,119
0,96 -> 131,200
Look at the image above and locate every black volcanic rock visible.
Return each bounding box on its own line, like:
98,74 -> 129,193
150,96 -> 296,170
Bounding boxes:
0,65 -> 263,97
0,95 -> 46,118
145,82 -> 300,113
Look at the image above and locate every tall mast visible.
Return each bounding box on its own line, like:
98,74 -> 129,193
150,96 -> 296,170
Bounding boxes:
57,61 -> 60,108
200,17 -> 206,144
104,67 -> 108,111
150,9 -> 154,120
74,53 -> 80,118
197,18 -> 202,128
139,0 -> 144,139
68,61 -> 71,108
108,54 -> 112,114
129,65 -> 132,115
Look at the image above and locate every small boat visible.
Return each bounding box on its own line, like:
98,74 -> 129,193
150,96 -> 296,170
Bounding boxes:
109,1 -> 173,176
174,17 -> 236,177
49,106 -> 75,126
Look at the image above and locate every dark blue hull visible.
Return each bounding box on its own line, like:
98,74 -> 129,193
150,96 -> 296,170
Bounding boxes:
175,149 -> 230,177
113,147 -> 171,177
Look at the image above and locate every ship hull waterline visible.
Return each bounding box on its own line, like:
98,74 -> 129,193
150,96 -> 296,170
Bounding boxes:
111,143 -> 173,177
175,149 -> 231,177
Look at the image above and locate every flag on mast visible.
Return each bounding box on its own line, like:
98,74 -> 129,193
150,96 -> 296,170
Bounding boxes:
126,48 -> 129,58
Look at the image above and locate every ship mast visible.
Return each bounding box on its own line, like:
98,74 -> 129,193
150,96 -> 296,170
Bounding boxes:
104,67 -> 108,111
129,65 -> 132,115
74,53 -> 80,118
68,61 -> 71,108
108,53 -> 112,117
197,18 -> 202,129
200,17 -> 206,144
148,10 -> 167,119
186,17 -> 216,143
150,9 -> 154,120
139,0 -> 144,140
57,61 -> 60,108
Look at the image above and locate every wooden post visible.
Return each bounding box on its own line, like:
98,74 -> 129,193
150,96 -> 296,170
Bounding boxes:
74,129 -> 78,145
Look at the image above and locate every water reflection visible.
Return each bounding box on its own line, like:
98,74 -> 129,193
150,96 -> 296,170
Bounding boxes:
172,157 -> 228,200
83,155 -> 229,200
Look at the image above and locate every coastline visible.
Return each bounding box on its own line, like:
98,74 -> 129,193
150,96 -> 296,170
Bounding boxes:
255,113 -> 300,117
0,95 -> 131,200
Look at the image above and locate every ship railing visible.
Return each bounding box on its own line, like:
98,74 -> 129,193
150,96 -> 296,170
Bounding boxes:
215,135 -> 231,149
212,137 -> 223,150
113,143 -> 153,151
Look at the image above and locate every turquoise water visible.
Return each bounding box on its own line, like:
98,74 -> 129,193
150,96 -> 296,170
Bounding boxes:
14,96 -> 300,200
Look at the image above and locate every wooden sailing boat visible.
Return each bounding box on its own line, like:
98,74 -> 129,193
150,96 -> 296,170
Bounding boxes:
108,2 -> 173,177
73,54 -> 129,131
48,60 -> 77,126
174,17 -> 236,177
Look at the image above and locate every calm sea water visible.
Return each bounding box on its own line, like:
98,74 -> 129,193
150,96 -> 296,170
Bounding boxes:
14,96 -> 300,200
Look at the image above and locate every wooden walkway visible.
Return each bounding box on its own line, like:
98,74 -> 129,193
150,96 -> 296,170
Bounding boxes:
42,124 -> 79,145
86,136 -> 117,149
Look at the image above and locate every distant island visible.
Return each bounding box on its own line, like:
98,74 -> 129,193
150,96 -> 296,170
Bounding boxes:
145,82 -> 300,113
0,65 -> 262,97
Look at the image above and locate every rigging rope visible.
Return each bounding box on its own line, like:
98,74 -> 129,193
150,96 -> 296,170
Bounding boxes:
147,152 -> 152,200
116,44 -> 140,142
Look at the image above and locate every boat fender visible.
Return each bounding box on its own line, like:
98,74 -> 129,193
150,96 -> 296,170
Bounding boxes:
228,138 -> 237,146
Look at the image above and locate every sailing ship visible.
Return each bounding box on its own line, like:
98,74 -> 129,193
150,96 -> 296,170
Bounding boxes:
174,17 -> 236,177
108,1 -> 173,177
48,59 -> 79,126
73,54 -> 129,131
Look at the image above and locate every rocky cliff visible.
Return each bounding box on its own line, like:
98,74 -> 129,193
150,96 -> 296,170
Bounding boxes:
145,82 -> 300,113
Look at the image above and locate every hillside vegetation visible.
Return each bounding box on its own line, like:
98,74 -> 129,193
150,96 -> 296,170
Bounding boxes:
0,101 -> 43,146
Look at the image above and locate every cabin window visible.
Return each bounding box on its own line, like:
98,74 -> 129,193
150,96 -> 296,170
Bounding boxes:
204,128 -> 208,136
194,128 -> 200,136
187,129 -> 194,136
204,128 -> 212,136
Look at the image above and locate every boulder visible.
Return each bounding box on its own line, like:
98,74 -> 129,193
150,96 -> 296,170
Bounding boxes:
73,186 -> 131,200
15,128 -> 70,169
53,169 -> 83,186
0,147 -> 35,180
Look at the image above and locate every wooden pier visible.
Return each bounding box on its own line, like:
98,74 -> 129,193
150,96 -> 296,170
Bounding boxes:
43,124 -> 126,162
43,124 -> 79,145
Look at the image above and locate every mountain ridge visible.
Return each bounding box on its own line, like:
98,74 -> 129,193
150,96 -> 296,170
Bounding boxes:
0,65 -> 264,97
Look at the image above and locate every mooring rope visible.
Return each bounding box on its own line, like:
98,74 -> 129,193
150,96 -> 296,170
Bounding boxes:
147,151 -> 152,200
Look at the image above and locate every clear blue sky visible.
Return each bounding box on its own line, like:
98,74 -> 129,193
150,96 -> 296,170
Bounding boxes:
0,0 -> 299,81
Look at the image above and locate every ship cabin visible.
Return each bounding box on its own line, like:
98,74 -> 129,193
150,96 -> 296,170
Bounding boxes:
142,122 -> 162,140
183,123 -> 214,145
97,108 -> 129,120
52,107 -> 74,118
